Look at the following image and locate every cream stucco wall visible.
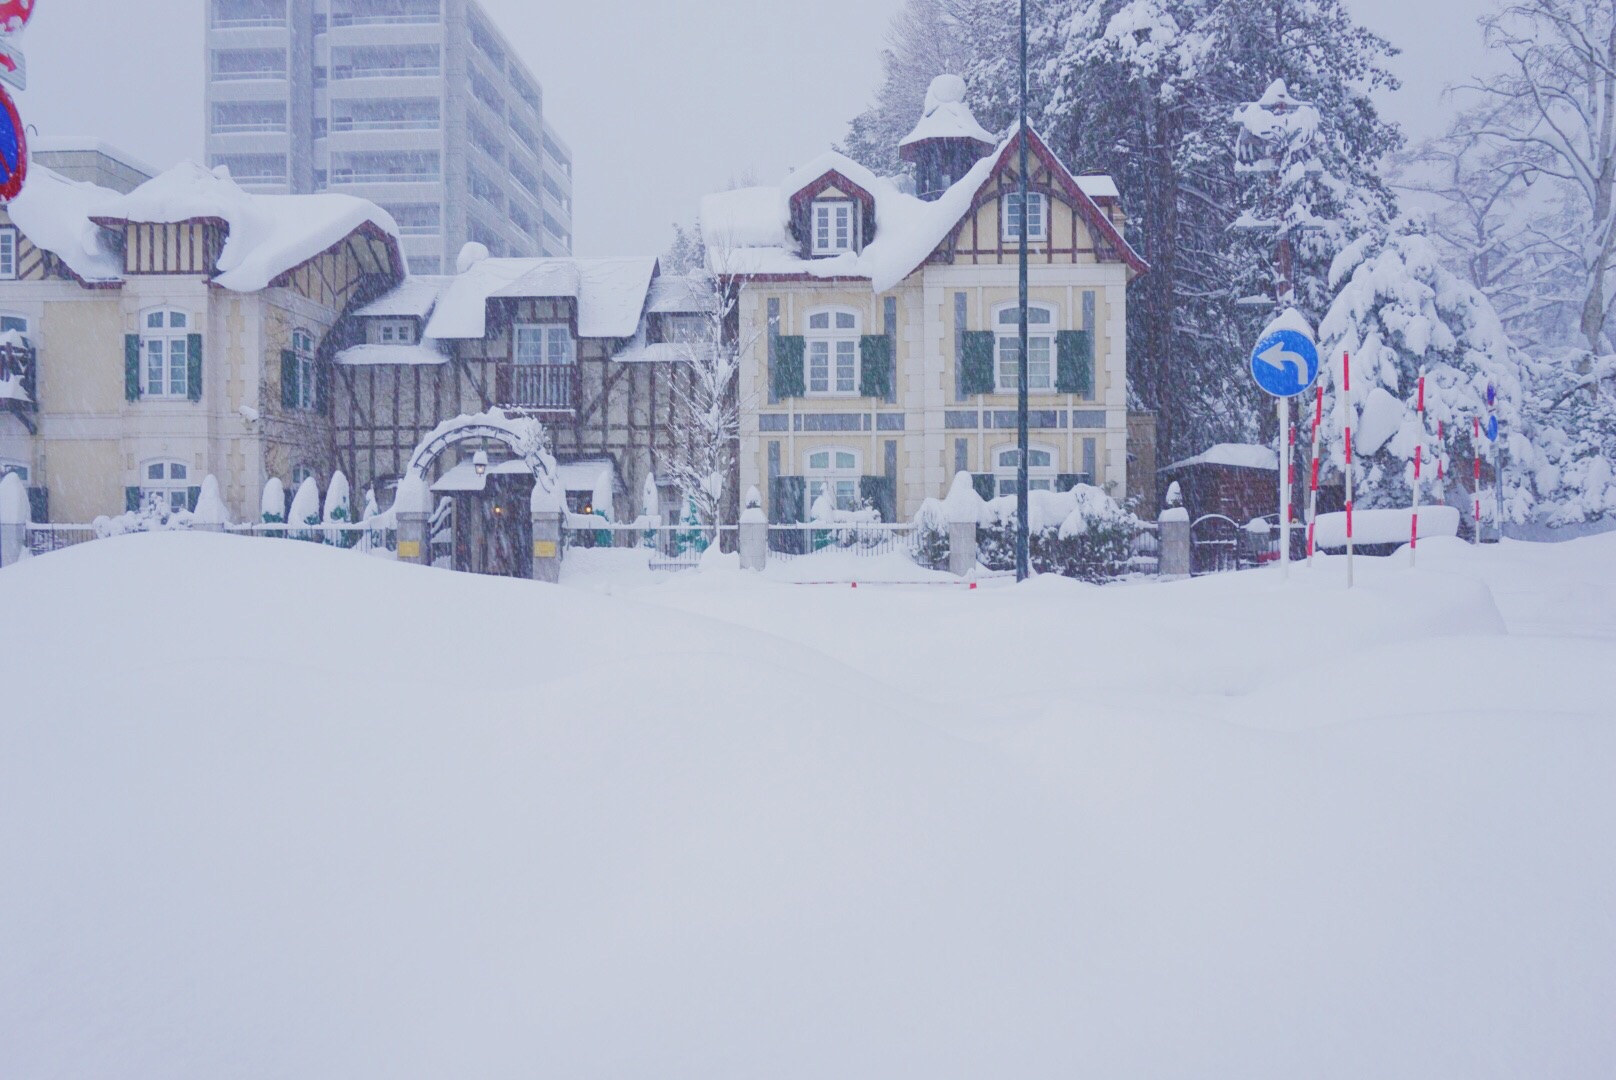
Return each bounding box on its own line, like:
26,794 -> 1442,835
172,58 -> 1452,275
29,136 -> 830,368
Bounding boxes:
738,250 -> 1132,524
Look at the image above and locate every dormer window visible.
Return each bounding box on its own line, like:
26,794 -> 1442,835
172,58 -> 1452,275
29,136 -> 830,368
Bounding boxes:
1002,192 -> 1048,242
812,199 -> 857,256
370,318 -> 416,345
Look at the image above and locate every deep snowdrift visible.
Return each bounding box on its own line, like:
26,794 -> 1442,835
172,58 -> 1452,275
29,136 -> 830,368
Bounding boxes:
1,532 -> 1612,1078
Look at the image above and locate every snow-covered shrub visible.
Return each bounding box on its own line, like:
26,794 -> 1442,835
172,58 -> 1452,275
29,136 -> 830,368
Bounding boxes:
192,475 -> 231,527
976,485 -> 1141,581
261,477 -> 286,524
288,477 -> 321,542
910,497 -> 950,570
323,470 -> 354,547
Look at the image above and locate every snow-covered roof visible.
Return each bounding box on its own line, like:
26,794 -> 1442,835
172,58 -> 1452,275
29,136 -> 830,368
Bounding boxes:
4,166 -> 125,284
424,256 -> 656,340
30,136 -> 157,179
899,75 -> 996,150
333,341 -> 450,366
645,273 -> 708,314
1161,443 -> 1280,472
699,127 -> 1145,292
91,161 -> 400,292
430,458 -> 532,493
1076,175 -> 1119,200
353,276 -> 448,319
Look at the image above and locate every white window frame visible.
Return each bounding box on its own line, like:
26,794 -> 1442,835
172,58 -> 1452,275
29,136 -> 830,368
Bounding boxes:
513,322 -> 575,365
804,306 -> 861,397
811,198 -> 858,256
993,301 -> 1056,393
992,443 -> 1058,497
1002,191 -> 1048,242
142,459 -> 192,512
292,328 -> 318,411
0,228 -> 16,280
141,308 -> 192,399
0,312 -> 29,336
371,318 -> 416,345
803,446 -> 862,515
291,463 -> 315,488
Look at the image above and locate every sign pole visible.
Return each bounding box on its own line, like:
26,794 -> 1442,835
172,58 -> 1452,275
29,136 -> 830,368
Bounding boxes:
1278,394 -> 1290,576
1343,350 -> 1354,589
1306,377 -> 1323,565
1472,417 -> 1482,546
1410,368 -> 1424,567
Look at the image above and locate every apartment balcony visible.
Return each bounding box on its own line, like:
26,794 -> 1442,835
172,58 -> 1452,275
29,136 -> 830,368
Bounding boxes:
211,122 -> 288,135
494,364 -> 577,413
331,65 -> 440,81
329,170 -> 440,185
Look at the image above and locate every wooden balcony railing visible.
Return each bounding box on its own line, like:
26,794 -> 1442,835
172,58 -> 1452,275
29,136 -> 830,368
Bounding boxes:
495,364 -> 578,412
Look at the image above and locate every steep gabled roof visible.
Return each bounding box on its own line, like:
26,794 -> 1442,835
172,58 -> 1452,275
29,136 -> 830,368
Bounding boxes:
697,129 -> 1145,291
89,161 -> 403,292
423,256 -> 658,340
970,127 -> 1148,276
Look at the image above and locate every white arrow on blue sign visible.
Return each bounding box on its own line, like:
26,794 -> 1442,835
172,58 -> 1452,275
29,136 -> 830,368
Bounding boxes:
1249,327 -> 1319,398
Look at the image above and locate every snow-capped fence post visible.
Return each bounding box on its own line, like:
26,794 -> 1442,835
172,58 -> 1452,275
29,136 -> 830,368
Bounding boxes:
943,471 -> 982,577
1158,504 -> 1190,579
393,476 -> 430,566
0,471 -> 30,567
530,476 -> 563,584
738,486 -> 767,571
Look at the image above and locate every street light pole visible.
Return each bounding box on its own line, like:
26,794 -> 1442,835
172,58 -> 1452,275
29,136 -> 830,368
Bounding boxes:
1015,0 -> 1030,582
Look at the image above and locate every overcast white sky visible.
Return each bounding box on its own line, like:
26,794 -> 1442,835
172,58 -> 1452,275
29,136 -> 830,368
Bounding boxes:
18,0 -> 1490,258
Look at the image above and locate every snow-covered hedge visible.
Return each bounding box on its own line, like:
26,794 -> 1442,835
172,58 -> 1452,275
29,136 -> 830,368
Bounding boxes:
977,485 -> 1141,582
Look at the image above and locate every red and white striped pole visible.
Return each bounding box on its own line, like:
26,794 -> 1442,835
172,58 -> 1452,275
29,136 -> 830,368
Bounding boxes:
1472,416 -> 1482,546
1307,377 -> 1324,565
1411,369 -> 1425,566
1343,351 -> 1354,588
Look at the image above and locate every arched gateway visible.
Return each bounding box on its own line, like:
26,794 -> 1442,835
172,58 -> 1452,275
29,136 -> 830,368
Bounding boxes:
396,410 -> 563,578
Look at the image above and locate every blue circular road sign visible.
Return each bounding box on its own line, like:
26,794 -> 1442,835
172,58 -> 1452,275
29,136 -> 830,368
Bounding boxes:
1249,328 -> 1320,398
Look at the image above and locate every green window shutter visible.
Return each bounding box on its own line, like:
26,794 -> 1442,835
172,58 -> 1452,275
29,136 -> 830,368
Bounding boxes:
971,473 -> 996,501
772,335 -> 805,399
1057,473 -> 1082,492
858,334 -> 891,400
316,360 -> 331,415
125,486 -> 142,512
960,330 -> 995,396
26,485 -> 48,523
186,334 -> 203,402
1056,329 -> 1094,396
124,334 -> 141,401
186,486 -> 201,511
281,349 -> 299,410
858,475 -> 896,522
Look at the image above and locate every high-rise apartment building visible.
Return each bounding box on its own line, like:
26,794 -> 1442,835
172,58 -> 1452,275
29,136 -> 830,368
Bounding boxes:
204,0 -> 574,274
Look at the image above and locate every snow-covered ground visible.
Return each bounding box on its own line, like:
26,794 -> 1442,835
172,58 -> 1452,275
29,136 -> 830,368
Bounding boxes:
1,533 -> 1612,1078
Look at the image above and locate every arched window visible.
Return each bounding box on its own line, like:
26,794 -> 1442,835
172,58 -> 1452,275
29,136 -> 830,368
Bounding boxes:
0,313 -> 28,336
804,445 -> 861,515
805,306 -> 860,396
994,301 -> 1055,393
992,443 -> 1057,497
292,328 -> 317,410
142,459 -> 192,512
142,309 -> 191,398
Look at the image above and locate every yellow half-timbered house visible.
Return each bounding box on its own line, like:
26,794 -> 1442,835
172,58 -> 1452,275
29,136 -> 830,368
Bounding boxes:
702,76 -> 1149,526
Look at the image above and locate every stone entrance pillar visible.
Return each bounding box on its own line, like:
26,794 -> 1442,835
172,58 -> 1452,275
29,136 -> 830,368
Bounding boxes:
531,511 -> 562,582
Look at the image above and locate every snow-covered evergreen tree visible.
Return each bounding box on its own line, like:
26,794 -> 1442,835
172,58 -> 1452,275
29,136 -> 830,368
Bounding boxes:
260,477 -> 286,525
288,477 -> 322,542
1318,227 -> 1521,514
843,0 -> 1402,463
323,469 -> 353,547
